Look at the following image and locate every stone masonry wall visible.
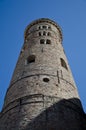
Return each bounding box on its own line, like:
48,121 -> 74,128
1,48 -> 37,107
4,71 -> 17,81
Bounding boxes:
0,18 -> 86,130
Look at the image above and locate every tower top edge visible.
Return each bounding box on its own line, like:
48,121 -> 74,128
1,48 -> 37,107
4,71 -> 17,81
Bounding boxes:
24,18 -> 63,40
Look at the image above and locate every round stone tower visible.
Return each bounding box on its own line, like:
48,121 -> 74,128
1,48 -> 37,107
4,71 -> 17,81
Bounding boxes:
0,18 -> 86,130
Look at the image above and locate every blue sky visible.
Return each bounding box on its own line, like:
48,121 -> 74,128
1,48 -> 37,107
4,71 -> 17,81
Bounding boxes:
0,0 -> 86,112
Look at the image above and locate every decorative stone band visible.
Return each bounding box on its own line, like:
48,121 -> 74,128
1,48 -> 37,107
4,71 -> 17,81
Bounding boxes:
24,18 -> 63,41
7,73 -> 75,93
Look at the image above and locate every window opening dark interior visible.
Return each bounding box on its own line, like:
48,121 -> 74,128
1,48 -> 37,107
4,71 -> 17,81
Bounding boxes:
39,26 -> 41,29
39,32 -> 41,36
48,26 -> 51,29
60,58 -> 68,70
40,39 -> 45,44
43,77 -> 50,82
43,26 -> 47,29
47,32 -> 51,36
46,39 -> 51,44
27,55 -> 35,64
43,31 -> 46,36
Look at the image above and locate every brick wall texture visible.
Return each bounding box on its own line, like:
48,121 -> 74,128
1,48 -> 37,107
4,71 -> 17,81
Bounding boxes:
0,18 -> 86,130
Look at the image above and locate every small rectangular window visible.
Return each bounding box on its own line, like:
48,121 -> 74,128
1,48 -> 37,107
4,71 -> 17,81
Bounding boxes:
40,39 -> 45,44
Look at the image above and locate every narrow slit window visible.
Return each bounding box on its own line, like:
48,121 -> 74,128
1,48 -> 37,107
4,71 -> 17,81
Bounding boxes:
27,55 -> 35,64
39,32 -> 41,36
60,58 -> 68,70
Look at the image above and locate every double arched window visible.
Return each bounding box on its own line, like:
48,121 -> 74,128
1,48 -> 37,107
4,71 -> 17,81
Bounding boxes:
40,39 -> 51,44
39,31 -> 51,36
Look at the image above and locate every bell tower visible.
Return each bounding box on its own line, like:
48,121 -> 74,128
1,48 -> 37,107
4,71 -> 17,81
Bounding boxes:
0,18 -> 86,130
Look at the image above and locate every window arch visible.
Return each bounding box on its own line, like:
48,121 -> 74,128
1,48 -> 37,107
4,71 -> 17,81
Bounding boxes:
27,55 -> 35,64
60,58 -> 68,70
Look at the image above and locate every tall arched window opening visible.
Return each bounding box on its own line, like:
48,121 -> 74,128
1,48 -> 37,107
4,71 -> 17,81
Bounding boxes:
60,58 -> 68,70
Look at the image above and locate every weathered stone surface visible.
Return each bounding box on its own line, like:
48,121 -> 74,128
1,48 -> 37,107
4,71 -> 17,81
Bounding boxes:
0,18 -> 86,130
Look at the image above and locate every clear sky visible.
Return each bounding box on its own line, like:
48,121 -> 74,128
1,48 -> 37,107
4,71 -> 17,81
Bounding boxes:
0,0 -> 86,112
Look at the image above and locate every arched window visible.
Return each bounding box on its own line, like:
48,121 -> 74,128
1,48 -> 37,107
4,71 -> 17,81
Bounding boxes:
60,58 -> 68,70
46,39 -> 51,44
27,55 -> 35,64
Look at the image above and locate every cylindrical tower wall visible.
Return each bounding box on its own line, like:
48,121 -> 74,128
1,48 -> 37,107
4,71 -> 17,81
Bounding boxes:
3,19 -> 79,107
0,18 -> 85,130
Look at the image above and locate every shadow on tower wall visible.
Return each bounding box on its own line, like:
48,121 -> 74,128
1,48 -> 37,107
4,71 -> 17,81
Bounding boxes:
0,98 -> 86,130
21,98 -> 86,130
